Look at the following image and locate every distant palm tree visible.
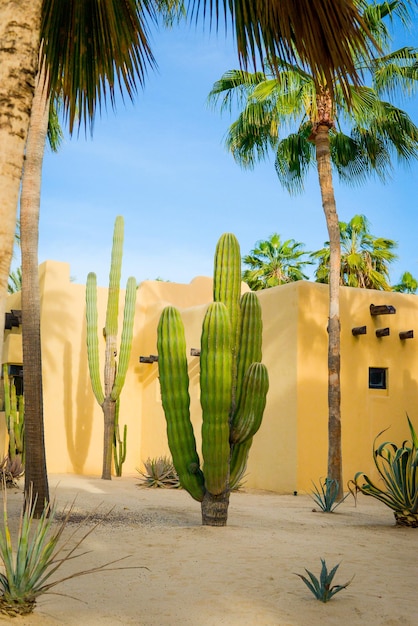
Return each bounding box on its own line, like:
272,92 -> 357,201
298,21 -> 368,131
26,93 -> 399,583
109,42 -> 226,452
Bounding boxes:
8,267 -> 22,295
393,271 -> 418,293
243,233 -> 311,290
312,214 -> 398,290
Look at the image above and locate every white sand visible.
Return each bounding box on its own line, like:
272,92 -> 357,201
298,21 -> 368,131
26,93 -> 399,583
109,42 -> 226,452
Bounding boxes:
1,474 -> 415,626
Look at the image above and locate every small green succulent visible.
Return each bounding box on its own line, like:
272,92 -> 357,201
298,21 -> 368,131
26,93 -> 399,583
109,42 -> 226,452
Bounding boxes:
296,559 -> 353,603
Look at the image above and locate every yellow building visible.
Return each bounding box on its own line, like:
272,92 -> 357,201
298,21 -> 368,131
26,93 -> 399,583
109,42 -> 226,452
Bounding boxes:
2,260 -> 417,493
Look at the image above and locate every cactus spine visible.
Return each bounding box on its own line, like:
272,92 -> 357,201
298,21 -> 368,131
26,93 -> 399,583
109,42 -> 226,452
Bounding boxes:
86,216 -> 136,479
157,233 -> 269,525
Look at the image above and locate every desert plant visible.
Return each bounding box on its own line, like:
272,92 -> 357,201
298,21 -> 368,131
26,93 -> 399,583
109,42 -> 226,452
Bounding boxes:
2,364 -> 24,463
137,457 -> 180,489
352,416 -> 418,527
311,477 -> 349,513
296,559 -> 352,602
0,487 -> 136,617
0,457 -> 24,488
113,400 -> 127,478
157,233 -> 269,526
86,216 -> 136,479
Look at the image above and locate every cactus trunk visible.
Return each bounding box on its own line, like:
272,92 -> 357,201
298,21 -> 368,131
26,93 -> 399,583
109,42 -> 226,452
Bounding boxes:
201,490 -> 230,526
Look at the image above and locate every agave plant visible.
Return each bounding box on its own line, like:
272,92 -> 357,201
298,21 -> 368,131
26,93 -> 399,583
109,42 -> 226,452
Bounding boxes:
0,487 -> 135,616
352,416 -> 418,527
137,456 -> 180,489
0,457 -> 24,488
295,559 -> 353,603
311,477 -> 349,513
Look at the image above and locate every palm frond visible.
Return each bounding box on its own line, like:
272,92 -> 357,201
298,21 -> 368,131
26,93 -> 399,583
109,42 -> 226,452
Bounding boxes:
41,0 -> 157,133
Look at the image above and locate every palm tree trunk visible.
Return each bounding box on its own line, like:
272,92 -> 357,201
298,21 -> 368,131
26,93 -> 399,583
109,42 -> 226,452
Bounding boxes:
0,2 -> 42,367
20,70 -> 50,516
314,124 -> 343,499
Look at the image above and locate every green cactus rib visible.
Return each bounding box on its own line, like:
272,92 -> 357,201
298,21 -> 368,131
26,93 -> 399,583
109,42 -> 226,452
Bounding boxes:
230,438 -> 253,490
111,276 -> 137,401
200,302 -> 232,495
157,306 -> 205,502
105,215 -> 124,338
235,292 -> 263,409
230,362 -> 269,444
213,233 -> 241,378
86,272 -> 105,405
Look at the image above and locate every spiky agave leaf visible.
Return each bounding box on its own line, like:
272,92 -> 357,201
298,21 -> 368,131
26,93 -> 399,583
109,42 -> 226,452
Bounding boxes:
296,559 -> 352,602
0,487 -> 139,616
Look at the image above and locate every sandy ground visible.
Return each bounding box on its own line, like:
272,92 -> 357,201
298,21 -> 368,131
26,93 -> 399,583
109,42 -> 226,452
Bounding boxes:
0,474 -> 416,626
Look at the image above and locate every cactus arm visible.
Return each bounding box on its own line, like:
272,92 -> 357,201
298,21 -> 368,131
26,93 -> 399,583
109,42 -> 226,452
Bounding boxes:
157,306 -> 205,502
230,363 -> 269,444
235,292 -> 263,407
213,233 -> 242,409
111,276 -> 137,401
230,438 -> 253,490
113,400 -> 127,477
86,272 -> 105,405
104,215 -> 124,338
200,302 -> 232,495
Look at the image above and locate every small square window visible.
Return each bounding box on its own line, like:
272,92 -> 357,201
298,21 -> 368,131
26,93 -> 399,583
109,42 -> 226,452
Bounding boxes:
369,367 -> 387,390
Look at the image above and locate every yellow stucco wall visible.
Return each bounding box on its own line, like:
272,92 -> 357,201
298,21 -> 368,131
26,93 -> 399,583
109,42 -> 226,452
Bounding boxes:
2,260 -> 417,493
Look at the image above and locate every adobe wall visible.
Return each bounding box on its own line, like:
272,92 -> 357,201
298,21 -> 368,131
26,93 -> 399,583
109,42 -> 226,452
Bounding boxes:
2,261 -> 418,494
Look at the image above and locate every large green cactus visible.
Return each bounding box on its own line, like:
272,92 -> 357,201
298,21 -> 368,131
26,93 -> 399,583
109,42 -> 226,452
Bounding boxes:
157,233 -> 269,525
86,216 -> 136,479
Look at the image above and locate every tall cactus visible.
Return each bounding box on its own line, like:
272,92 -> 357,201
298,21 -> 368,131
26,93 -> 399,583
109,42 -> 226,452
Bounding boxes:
157,233 -> 269,525
86,216 -> 136,479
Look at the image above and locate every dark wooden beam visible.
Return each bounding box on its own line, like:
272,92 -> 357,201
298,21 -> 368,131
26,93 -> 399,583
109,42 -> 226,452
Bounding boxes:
370,304 -> 396,316
399,330 -> 414,340
4,310 -> 22,330
352,326 -> 367,336
139,355 -> 158,363
376,327 -> 390,338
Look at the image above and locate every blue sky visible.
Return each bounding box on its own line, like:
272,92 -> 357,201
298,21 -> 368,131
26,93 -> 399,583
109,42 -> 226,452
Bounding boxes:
31,11 -> 418,288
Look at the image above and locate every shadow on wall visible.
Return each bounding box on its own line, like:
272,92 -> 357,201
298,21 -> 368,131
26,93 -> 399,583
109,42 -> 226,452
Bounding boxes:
63,335 -> 94,473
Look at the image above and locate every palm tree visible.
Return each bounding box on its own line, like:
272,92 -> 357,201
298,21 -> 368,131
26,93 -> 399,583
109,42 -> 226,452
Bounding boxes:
242,233 -> 311,290
208,2 -> 418,494
0,0 -> 383,370
18,0 -> 183,513
312,214 -> 398,290
393,271 -> 418,293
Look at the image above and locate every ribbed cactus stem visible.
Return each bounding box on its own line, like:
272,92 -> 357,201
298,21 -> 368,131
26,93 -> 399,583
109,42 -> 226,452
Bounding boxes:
200,302 -> 232,495
105,215 -> 124,338
230,438 -> 253,490
157,306 -> 205,501
111,276 -> 137,401
213,233 -> 242,408
86,272 -> 105,406
235,292 -> 263,407
230,363 -> 269,444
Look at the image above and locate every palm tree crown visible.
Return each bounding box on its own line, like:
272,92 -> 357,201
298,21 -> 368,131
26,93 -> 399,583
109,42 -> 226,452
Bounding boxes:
312,214 -> 398,290
242,233 -> 311,290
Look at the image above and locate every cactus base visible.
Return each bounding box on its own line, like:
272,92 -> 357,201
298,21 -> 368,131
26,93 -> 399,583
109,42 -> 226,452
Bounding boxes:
201,490 -> 230,526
